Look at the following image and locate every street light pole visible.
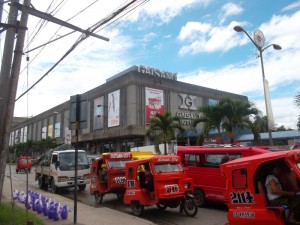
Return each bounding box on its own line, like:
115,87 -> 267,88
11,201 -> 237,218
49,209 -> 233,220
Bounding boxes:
234,25 -> 282,146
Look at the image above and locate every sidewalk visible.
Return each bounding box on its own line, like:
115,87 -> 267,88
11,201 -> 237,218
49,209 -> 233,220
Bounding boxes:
2,175 -> 155,225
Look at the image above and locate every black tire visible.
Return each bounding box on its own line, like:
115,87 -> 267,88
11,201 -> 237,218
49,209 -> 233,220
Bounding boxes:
183,197 -> 198,217
38,176 -> 45,189
117,193 -> 124,200
131,201 -> 144,216
94,192 -> 104,204
16,169 -> 18,174
156,203 -> 167,210
194,189 -> 206,207
51,179 -> 59,193
78,184 -> 86,191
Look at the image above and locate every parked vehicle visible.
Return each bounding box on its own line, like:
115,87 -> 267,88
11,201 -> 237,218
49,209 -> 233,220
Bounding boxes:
291,144 -> 300,150
90,152 -> 132,203
221,150 -> 300,225
35,144 -> 90,193
123,155 -> 198,217
16,156 -> 32,173
177,145 -> 269,206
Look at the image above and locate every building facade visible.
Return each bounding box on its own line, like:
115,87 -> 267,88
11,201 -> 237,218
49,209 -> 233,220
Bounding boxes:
10,65 -> 248,154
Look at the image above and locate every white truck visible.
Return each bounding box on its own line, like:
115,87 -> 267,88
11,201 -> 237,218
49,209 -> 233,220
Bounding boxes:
35,144 -> 90,193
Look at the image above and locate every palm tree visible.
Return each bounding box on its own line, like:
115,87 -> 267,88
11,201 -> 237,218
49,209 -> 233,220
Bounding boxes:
146,112 -> 184,155
219,97 -> 259,144
244,113 -> 265,145
191,104 -> 224,144
295,94 -> 300,130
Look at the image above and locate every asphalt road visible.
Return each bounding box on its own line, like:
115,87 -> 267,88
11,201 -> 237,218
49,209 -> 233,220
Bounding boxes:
5,164 -> 228,225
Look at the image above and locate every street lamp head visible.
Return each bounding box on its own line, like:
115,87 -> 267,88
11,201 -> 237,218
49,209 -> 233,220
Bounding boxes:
272,44 -> 282,50
233,25 -> 244,32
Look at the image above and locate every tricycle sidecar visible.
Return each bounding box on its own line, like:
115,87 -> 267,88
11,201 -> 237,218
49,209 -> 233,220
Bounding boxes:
90,152 -> 132,203
16,156 -> 32,173
123,155 -> 198,217
221,150 -> 300,225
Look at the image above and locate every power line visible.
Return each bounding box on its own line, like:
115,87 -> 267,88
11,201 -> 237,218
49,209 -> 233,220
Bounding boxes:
16,0 -> 147,101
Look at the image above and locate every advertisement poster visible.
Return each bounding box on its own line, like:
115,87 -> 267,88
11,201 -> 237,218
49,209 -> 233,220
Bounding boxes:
108,90 -> 120,127
93,96 -> 104,130
145,87 -> 164,123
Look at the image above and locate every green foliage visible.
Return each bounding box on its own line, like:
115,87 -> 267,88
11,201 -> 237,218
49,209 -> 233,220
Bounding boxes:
192,97 -> 260,144
0,202 -> 44,225
146,111 -> 184,155
9,137 -> 58,159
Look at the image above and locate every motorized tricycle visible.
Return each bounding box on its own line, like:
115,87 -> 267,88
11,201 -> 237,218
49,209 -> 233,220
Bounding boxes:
16,156 -> 32,173
123,155 -> 198,217
90,152 -> 132,203
221,150 -> 300,225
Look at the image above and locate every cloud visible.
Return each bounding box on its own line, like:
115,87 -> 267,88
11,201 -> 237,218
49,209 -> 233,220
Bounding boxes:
178,21 -> 241,55
282,0 -> 300,12
219,3 -> 243,24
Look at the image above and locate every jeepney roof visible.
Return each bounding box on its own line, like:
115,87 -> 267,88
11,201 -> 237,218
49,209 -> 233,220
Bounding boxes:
177,146 -> 269,154
126,155 -> 180,167
101,152 -> 132,160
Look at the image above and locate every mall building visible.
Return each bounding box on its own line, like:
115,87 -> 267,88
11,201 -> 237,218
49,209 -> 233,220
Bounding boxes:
10,65 -> 248,154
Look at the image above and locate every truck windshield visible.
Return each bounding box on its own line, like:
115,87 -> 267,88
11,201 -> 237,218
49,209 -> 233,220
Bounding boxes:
59,152 -> 89,166
154,163 -> 183,173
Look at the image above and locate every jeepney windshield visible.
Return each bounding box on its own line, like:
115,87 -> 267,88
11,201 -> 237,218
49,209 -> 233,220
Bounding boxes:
107,160 -> 131,168
154,163 -> 183,173
20,159 -> 31,164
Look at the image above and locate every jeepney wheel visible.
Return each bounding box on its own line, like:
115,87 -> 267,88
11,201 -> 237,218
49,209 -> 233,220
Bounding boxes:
183,196 -> 198,217
78,184 -> 86,191
94,192 -> 104,204
156,203 -> 167,210
194,189 -> 206,207
51,179 -> 59,194
131,201 -> 144,216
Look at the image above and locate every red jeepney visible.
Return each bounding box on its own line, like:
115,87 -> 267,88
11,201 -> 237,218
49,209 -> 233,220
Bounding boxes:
221,150 -> 300,225
177,145 -> 269,206
16,156 -> 32,173
123,155 -> 198,217
89,152 -> 132,203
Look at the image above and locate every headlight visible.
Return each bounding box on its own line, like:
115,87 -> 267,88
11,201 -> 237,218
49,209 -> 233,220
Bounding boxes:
83,174 -> 90,180
184,183 -> 190,189
58,176 -> 69,182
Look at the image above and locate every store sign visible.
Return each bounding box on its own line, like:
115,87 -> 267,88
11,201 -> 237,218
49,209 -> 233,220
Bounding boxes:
137,65 -> 177,80
179,94 -> 197,110
176,93 -> 199,125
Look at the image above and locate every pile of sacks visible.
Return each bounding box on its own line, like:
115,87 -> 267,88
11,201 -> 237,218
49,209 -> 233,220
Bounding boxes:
13,189 -> 71,221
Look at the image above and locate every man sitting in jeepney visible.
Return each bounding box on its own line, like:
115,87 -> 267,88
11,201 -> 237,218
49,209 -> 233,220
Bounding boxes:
265,165 -> 300,224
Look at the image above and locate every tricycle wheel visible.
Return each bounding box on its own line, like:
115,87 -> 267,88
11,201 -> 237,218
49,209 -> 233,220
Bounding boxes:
183,196 -> 198,217
117,193 -> 124,200
78,184 -> 86,191
94,192 -> 104,204
194,189 -> 206,207
131,201 -> 144,216
156,203 -> 167,210
16,169 -> 18,173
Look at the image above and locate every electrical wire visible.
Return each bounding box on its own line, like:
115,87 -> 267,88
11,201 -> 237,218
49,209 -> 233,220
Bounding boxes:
16,0 -> 147,101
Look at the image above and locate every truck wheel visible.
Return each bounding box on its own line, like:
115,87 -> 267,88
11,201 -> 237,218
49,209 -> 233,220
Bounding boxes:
183,196 -> 198,217
38,176 -> 45,189
51,179 -> 59,193
194,189 -> 206,207
131,201 -> 144,216
78,184 -> 86,191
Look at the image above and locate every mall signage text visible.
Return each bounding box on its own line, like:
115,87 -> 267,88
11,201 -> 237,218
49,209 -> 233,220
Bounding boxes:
137,65 -> 177,80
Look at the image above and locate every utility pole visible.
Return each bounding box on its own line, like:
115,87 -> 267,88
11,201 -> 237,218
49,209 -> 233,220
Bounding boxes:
0,0 -> 21,202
